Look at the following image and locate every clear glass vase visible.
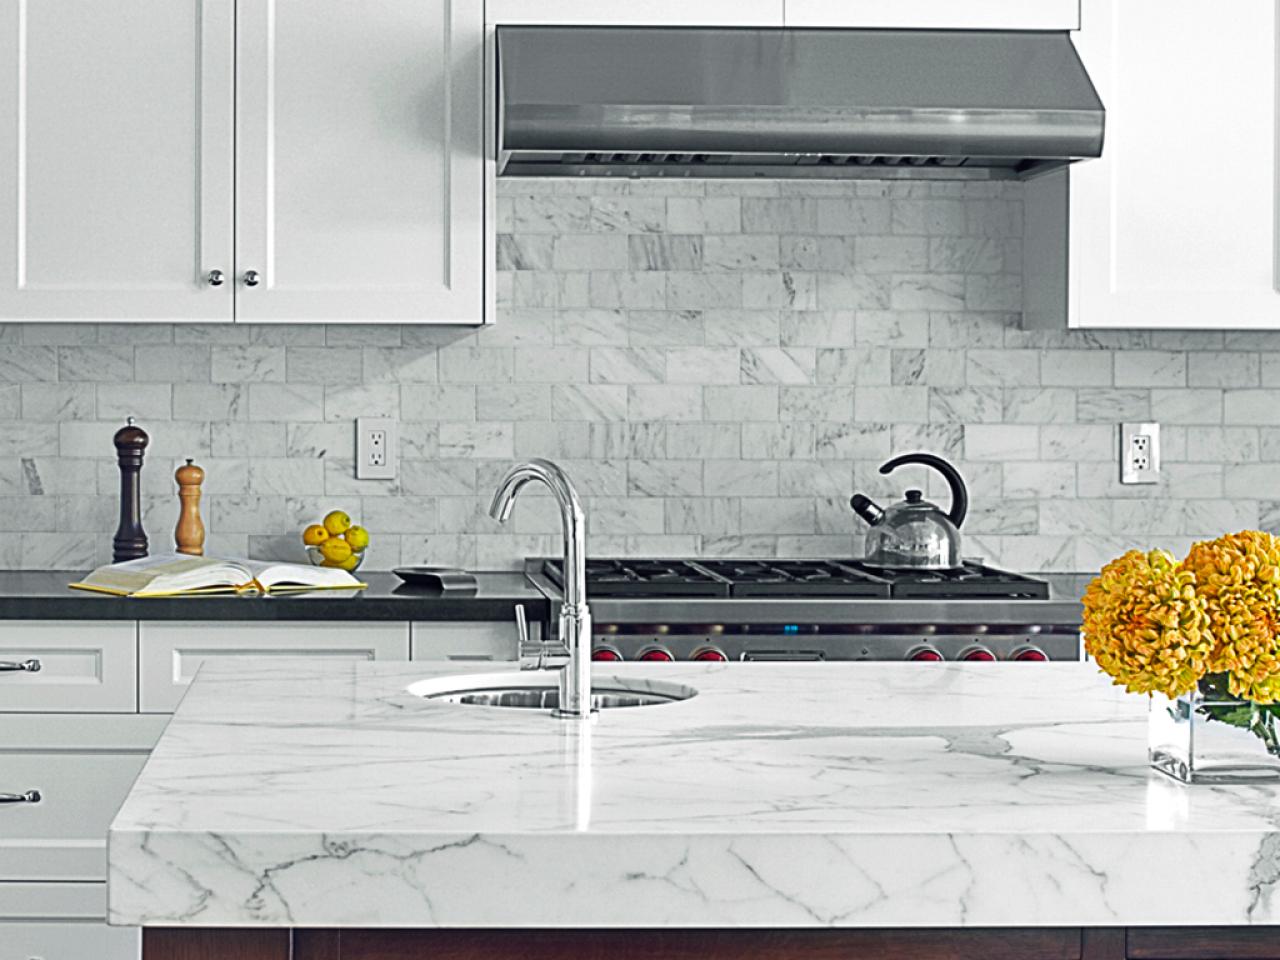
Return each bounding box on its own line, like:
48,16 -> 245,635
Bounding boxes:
1149,673 -> 1280,784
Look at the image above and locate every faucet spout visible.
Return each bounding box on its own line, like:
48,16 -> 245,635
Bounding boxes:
489,459 -> 593,718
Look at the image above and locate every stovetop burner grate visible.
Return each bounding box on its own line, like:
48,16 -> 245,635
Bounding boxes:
839,561 -> 1051,599
690,559 -> 891,597
541,557 -> 1050,600
542,558 -> 728,597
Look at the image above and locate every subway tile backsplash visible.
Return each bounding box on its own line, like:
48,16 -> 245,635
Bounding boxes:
0,177 -> 1272,571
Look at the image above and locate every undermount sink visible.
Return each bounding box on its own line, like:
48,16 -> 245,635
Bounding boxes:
407,672 -> 697,710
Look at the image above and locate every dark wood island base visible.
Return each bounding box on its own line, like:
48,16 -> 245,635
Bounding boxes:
143,927 -> 1280,960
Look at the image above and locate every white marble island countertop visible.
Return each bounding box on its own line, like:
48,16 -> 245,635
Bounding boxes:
108,660 -> 1280,929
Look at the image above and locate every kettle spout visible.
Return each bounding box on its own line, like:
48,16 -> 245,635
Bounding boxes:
850,493 -> 885,527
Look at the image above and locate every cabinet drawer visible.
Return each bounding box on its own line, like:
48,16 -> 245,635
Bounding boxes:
411,620 -> 527,661
139,621 -> 410,712
0,751 -> 149,881
0,920 -> 138,960
0,621 -> 137,713
0,881 -> 107,920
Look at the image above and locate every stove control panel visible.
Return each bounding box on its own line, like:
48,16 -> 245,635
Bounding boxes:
588,626 -> 1078,662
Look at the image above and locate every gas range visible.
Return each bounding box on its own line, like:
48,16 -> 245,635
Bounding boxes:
525,558 -> 1086,663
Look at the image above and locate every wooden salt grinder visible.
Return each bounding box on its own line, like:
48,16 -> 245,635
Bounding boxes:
112,418 -> 149,563
174,459 -> 205,556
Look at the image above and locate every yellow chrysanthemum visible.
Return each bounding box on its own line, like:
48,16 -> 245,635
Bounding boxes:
1184,531 -> 1280,703
1082,548 -> 1212,698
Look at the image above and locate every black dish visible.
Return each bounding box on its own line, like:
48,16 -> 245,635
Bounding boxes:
392,566 -> 478,592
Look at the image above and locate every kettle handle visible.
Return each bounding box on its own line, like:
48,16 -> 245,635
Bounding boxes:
879,452 -> 968,529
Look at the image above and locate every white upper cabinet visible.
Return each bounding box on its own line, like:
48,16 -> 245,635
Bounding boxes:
1068,0 -> 1280,328
235,0 -> 487,323
0,0 -> 487,325
0,0 -> 234,322
786,0 -> 1079,29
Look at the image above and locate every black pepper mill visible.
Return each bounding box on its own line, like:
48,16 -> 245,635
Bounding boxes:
112,418 -> 149,563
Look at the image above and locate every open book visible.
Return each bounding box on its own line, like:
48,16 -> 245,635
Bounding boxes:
69,553 -> 366,597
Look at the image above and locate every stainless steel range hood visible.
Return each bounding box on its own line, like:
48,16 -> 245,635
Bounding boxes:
496,27 -> 1104,180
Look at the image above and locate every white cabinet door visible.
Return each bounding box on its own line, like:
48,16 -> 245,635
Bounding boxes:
233,0 -> 487,324
0,881 -> 109,919
0,715 -> 162,883
0,921 -> 139,960
0,0 -> 233,322
1068,0 -> 1280,328
411,621 -> 526,661
0,622 -> 137,714
138,621 -> 410,712
0,752 -> 149,882
786,0 -> 1078,29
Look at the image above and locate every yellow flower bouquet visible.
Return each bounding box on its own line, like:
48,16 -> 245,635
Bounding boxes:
1083,531 -> 1280,783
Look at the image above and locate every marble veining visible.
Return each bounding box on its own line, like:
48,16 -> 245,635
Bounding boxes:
108,661 -> 1280,928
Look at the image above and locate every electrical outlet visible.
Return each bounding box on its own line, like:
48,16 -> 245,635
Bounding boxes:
1120,422 -> 1160,485
355,417 -> 397,481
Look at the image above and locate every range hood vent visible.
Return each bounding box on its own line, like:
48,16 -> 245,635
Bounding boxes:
496,27 -> 1105,181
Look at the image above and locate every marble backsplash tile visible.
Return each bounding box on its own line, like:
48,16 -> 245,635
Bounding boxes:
0,177 -> 1273,572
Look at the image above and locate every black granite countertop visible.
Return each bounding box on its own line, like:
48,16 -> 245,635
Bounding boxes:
0,571 -> 549,622
0,569 -> 1095,624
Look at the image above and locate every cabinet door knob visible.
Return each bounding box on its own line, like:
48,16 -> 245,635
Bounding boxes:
243,270 -> 261,287
0,659 -> 40,673
207,269 -> 225,287
0,789 -> 40,804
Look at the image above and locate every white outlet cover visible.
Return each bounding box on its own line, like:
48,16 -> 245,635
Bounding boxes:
356,417 -> 397,481
1120,422 -> 1160,485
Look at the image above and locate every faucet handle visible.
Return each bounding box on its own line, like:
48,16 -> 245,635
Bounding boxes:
515,604 -> 543,670
515,603 -> 571,671
514,603 -> 529,649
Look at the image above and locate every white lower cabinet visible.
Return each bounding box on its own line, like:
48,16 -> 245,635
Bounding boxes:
138,621 -> 411,712
488,0 -> 783,25
3,612 -> 526,951
0,715 -> 165,883
0,881 -> 133,959
785,0 -> 1078,28
411,620 -> 525,662
0,920 -> 139,960
0,621 -> 137,713
0,753 -> 149,882
0,881 -> 106,919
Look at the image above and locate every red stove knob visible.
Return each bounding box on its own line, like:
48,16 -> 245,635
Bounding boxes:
907,645 -> 944,662
960,646 -> 996,662
638,647 -> 674,662
592,647 -> 623,662
1012,646 -> 1048,662
692,647 -> 728,662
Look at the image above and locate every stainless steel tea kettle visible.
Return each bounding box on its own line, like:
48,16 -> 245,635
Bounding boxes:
850,452 -> 969,570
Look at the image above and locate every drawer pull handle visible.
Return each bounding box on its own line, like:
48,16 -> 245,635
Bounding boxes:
0,789 -> 40,804
0,659 -> 40,673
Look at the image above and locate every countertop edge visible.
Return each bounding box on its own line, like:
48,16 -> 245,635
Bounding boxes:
106,825 -> 1280,928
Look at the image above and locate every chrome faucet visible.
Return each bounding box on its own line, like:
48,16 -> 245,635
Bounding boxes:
489,459 -> 593,719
